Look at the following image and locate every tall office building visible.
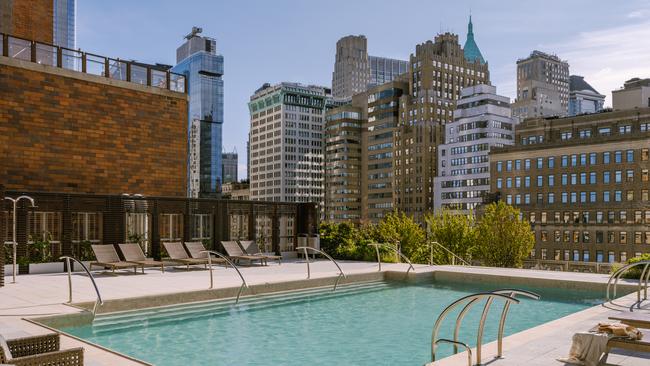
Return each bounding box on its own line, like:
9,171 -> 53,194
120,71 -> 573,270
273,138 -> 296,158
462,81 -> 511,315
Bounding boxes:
394,26 -> 490,222
0,0 -> 75,47
490,107 -> 650,263
331,35 -> 408,100
324,94 -> 365,223
248,83 -> 332,204
53,0 -> 75,48
434,84 -> 514,214
172,27 -> 224,198
512,50 -> 569,120
222,150 -> 238,184
568,75 -> 605,116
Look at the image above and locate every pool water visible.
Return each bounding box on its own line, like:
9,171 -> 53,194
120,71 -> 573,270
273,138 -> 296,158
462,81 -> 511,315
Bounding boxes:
61,280 -> 602,366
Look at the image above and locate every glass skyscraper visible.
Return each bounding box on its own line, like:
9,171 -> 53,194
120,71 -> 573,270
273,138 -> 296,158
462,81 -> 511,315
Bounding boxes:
172,30 -> 224,197
53,0 -> 75,49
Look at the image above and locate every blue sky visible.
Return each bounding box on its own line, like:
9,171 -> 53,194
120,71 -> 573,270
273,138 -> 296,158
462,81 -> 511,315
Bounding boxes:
77,0 -> 650,179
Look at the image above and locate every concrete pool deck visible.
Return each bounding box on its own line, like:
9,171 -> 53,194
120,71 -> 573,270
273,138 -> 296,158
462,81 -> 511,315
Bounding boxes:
0,260 -> 648,365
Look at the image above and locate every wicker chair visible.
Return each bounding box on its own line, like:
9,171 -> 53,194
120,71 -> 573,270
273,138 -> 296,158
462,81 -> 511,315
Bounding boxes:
0,333 -> 83,366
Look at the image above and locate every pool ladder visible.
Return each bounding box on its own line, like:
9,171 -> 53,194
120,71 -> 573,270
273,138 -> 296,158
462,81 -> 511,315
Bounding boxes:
368,242 -> 415,274
201,250 -> 249,304
430,289 -> 540,366
295,247 -> 346,291
606,260 -> 650,308
60,256 -> 104,318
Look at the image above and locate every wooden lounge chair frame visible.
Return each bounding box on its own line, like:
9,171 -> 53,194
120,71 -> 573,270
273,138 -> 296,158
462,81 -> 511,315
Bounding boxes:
599,327 -> 650,364
0,333 -> 83,366
239,240 -> 282,265
184,241 -> 228,266
89,244 -> 139,274
220,241 -> 265,265
162,242 -> 210,270
118,243 -> 165,273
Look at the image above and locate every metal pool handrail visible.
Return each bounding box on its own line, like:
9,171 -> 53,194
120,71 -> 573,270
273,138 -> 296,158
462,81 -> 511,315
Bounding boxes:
368,242 -> 415,274
59,256 -> 104,317
295,246 -> 346,291
200,250 -> 249,304
489,289 -> 541,359
428,241 -> 470,266
434,339 -> 472,366
605,260 -> 650,304
431,292 -> 520,365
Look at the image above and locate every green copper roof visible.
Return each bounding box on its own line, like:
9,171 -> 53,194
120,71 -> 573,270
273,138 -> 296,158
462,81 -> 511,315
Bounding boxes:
463,16 -> 485,64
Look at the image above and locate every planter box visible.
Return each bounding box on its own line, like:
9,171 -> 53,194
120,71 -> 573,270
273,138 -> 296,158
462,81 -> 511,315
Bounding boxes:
4,264 -> 13,276
281,251 -> 298,259
29,262 -> 64,274
72,261 -> 92,272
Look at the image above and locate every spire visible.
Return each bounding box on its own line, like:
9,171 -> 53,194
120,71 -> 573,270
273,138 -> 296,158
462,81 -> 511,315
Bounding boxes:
463,15 -> 485,64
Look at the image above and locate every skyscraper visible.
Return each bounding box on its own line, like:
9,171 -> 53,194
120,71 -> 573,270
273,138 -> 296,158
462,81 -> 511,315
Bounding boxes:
222,150 -> 238,184
568,75 -> 605,116
512,50 -> 569,120
331,35 -> 407,100
53,0 -> 75,49
248,83 -> 332,204
394,26 -> 490,222
434,84 -> 515,214
171,27 -> 225,198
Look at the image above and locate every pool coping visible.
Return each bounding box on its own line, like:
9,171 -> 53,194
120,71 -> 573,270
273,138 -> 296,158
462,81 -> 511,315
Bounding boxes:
22,266 -> 642,365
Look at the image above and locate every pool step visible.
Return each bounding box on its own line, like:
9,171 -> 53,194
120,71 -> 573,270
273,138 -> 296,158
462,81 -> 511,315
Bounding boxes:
90,281 -> 392,334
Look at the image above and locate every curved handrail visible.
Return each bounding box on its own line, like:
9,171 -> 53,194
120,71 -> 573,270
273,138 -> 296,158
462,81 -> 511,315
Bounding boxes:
490,289 -> 541,359
59,256 -> 104,317
434,339 -> 472,366
431,292 -> 520,363
367,243 -> 415,274
200,250 -> 249,304
606,260 -> 650,303
448,289 -> 539,363
296,246 -> 347,291
428,241 -> 470,266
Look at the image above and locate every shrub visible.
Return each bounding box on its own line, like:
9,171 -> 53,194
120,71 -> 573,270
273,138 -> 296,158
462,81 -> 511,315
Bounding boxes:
472,202 -> 535,268
613,254 -> 650,279
424,209 -> 474,264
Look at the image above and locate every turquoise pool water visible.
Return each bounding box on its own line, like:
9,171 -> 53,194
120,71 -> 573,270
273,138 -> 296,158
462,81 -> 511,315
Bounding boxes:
61,280 -> 602,365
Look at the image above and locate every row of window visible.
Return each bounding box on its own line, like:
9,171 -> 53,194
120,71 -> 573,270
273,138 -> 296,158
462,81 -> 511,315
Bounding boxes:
496,149 -> 649,172
497,169 -> 649,188
531,249 -> 639,263
539,229 -> 650,245
526,210 -> 650,225
504,189 -> 649,205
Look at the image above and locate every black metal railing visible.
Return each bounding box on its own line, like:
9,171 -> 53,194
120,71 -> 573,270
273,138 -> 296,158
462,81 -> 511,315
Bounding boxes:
0,32 -> 186,93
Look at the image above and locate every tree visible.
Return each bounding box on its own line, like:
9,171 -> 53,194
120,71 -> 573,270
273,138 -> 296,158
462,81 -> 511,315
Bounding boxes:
424,209 -> 475,265
473,202 -> 534,268
371,211 -> 427,263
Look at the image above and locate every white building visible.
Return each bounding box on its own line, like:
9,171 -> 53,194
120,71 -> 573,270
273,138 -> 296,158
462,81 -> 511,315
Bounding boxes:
434,84 -> 515,214
248,83 -> 331,204
569,75 -> 605,116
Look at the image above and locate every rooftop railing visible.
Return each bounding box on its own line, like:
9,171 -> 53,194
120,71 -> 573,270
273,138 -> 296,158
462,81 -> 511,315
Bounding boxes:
0,32 -> 186,93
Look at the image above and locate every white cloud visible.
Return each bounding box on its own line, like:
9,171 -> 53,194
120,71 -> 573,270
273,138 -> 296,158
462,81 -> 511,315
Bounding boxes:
627,9 -> 650,18
542,20 -> 650,107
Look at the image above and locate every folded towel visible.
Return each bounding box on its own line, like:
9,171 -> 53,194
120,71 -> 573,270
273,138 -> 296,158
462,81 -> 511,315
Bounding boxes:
557,332 -> 610,366
597,322 -> 643,340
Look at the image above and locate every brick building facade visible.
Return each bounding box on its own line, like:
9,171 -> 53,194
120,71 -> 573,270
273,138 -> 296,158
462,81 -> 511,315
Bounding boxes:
0,56 -> 188,197
0,0 -> 54,43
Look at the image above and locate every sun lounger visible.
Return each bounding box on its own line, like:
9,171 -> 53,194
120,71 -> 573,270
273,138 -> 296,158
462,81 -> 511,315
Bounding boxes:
184,241 -> 227,266
608,312 -> 650,329
0,333 -> 83,366
220,241 -> 265,265
239,240 -> 282,265
118,243 -> 165,273
599,326 -> 650,364
90,244 -> 139,273
162,242 -> 209,270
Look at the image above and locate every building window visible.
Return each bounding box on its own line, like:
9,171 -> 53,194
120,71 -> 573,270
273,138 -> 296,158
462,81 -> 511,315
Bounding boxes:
583,250 -> 590,262
642,149 -> 649,161
571,154 -> 578,166
561,155 -> 568,167
603,152 -> 610,164
548,175 -> 555,186
608,251 -> 615,263
159,214 -> 183,242
190,214 -> 213,241
620,231 -> 627,244
603,171 -> 610,184
537,176 -> 543,187
537,158 -> 543,169
548,193 -> 555,203
627,190 -> 634,201
548,157 -> 555,168
635,232 -> 643,244
496,161 -> 503,172
71,212 -> 102,243
515,160 -> 522,170
615,151 -> 622,164
589,172 -> 596,184
596,250 -> 603,263
620,252 -> 627,263
524,159 -> 530,170
562,174 -> 568,186
626,170 -> 634,183
589,153 -> 596,165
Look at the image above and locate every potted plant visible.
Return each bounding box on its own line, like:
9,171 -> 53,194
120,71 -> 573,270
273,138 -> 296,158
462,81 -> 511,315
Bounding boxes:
27,232 -> 64,274
72,240 -> 94,272
127,232 -> 148,257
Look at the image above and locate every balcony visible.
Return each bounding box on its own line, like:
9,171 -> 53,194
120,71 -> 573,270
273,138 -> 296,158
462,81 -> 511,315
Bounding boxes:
0,32 -> 186,93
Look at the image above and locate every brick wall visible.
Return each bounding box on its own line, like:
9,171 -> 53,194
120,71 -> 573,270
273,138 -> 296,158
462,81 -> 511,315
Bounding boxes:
1,0 -> 53,43
0,58 -> 188,197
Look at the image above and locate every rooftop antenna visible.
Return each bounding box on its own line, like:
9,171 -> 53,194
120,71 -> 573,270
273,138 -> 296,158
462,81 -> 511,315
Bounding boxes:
185,26 -> 203,40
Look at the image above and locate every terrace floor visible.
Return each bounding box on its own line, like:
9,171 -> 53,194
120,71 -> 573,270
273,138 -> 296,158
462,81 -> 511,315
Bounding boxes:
0,260 -> 649,365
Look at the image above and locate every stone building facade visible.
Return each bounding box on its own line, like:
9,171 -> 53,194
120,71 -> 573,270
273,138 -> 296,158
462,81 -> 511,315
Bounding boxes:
490,108 -> 650,263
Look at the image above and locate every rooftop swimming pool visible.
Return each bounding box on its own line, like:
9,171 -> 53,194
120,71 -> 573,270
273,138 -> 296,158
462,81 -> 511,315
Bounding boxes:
59,280 -> 602,365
